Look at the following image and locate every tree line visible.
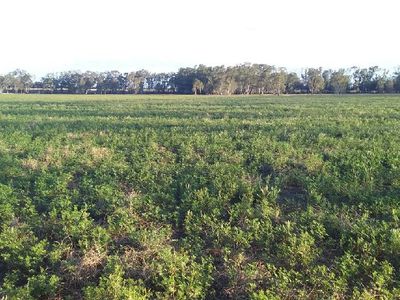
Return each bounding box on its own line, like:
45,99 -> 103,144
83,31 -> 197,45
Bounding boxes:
1,64 -> 400,95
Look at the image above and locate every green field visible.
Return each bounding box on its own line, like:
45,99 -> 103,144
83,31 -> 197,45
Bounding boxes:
0,94 -> 400,299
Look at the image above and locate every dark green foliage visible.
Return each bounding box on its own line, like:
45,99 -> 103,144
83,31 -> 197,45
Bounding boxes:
0,94 -> 399,299
2,64 -> 399,95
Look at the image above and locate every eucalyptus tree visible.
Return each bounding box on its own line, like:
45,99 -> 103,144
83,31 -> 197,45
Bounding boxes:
1,74 -> 15,93
41,73 -> 58,93
153,73 -> 173,93
303,68 -> 325,94
285,72 -> 302,94
100,71 -> 126,94
234,63 -> 257,94
58,71 -> 82,93
2,63 -> 399,95
195,65 -> 213,93
0,75 -> 5,93
384,78 -> 395,93
18,70 -> 33,93
126,70 -> 150,94
171,67 -> 197,94
330,69 -> 350,94
207,65 -> 226,94
4,69 -> 33,93
322,69 -> 333,93
79,71 -> 99,94
256,64 -> 274,94
222,66 -> 238,95
391,70 -> 400,93
351,66 -> 379,93
192,79 -> 205,95
374,69 -> 392,93
270,68 -> 287,95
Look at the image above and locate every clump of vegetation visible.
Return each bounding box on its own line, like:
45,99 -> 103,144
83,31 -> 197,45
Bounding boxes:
0,94 -> 399,299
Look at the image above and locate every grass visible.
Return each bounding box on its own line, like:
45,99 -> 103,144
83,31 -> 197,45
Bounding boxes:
0,94 -> 399,299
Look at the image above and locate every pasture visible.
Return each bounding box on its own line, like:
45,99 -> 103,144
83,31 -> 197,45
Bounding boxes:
0,94 -> 399,299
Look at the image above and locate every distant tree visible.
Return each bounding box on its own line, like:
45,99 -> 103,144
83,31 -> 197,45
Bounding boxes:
41,73 -> 58,93
330,69 -> 350,94
351,67 -> 362,93
303,68 -> 325,94
351,66 -> 379,93
2,74 -> 14,93
100,71 -> 125,94
376,74 -> 386,93
152,73 -> 172,93
3,69 -> 33,93
8,70 -> 21,93
256,64 -> 274,94
322,69 -> 333,93
369,66 -> 380,92
373,69 -> 393,93
192,79 -> 204,95
19,70 -> 33,93
126,70 -> 149,94
146,73 -> 157,91
31,80 -> 44,90
384,79 -> 395,93
79,71 -> 98,94
195,65 -> 213,93
393,69 -> 400,93
220,67 -> 237,95
126,72 -> 138,93
285,72 -> 302,93
0,75 -> 5,93
58,71 -> 82,93
234,63 -> 257,94
270,68 -> 287,95
118,72 -> 128,93
171,67 -> 197,94
3,63 -> 400,95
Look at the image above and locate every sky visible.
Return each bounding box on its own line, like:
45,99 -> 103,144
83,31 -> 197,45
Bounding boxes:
0,0 -> 399,78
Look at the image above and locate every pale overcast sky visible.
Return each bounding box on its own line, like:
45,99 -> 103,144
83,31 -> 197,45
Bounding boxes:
0,0 -> 399,78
